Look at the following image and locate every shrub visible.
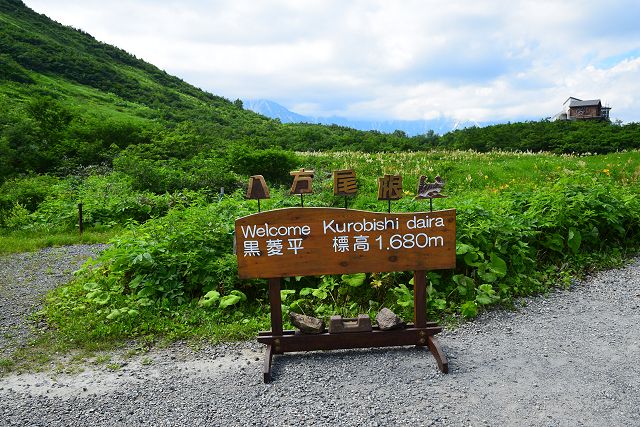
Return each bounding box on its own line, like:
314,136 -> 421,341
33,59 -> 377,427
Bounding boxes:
71,196 -> 254,315
0,175 -> 62,212
227,145 -> 299,184
113,151 -> 243,194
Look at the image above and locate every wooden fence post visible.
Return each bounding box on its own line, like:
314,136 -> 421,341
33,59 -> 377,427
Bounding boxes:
78,203 -> 84,235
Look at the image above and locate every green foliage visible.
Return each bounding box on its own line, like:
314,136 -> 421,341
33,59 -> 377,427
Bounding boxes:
460,301 -> 478,318
438,120 -> 640,154
227,145 -> 300,184
0,175 -> 61,213
113,149 -> 243,194
341,273 -> 367,287
198,290 -> 221,308
63,198 -> 252,317
14,149 -> 637,341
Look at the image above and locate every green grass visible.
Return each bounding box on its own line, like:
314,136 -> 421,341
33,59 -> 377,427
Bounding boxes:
0,228 -> 120,255
299,149 -> 640,199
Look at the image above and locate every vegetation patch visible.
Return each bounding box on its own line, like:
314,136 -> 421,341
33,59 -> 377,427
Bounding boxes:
22,150 -> 638,353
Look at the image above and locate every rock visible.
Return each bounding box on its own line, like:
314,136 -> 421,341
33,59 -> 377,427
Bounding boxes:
289,312 -> 325,334
328,314 -> 372,333
375,308 -> 405,330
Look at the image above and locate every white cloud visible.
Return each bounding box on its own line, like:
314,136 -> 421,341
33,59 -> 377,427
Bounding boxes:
23,0 -> 640,122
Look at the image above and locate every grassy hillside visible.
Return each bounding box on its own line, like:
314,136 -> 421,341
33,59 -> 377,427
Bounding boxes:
0,0 -> 234,112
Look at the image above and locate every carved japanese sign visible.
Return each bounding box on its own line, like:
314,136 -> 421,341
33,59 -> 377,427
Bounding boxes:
333,169 -> 357,196
235,207 -> 456,279
246,175 -> 270,199
289,168 -> 314,194
377,174 -> 403,200
416,175 -> 445,199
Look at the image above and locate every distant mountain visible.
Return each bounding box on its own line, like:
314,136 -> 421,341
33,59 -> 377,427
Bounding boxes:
244,99 -> 489,135
243,99 -> 308,123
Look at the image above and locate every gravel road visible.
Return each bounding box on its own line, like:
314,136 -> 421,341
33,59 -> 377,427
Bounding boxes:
1,246 -> 639,426
0,244 -> 107,361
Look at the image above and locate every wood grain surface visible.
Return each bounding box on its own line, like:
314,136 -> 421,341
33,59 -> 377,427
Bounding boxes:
235,207 -> 455,279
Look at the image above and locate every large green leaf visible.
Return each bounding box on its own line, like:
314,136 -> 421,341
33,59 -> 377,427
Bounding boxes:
219,294 -> 241,309
567,227 -> 582,254
280,289 -> 296,301
197,290 -> 220,308
341,273 -> 366,287
489,253 -> 507,277
460,301 -> 478,318
312,288 -> 328,300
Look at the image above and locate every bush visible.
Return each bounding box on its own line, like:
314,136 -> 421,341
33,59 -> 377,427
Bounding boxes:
72,196 -> 254,313
0,175 -> 62,212
113,151 -> 243,194
227,145 -> 299,184
1,173 -> 207,232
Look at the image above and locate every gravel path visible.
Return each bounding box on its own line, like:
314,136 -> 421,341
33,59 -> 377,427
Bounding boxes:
1,246 -> 640,426
0,244 -> 107,360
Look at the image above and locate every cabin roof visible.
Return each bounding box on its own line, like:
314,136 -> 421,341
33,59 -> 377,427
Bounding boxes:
568,99 -> 601,107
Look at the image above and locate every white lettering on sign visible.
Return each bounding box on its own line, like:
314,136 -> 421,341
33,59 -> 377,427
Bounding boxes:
375,234 -> 444,250
241,223 -> 311,239
333,236 -> 350,252
266,239 -> 283,256
287,238 -> 304,254
323,217 -> 399,234
353,235 -> 370,252
406,215 -> 445,229
243,240 -> 261,256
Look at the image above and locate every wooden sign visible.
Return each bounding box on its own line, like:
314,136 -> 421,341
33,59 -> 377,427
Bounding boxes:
377,174 -> 403,200
246,175 -> 270,199
235,207 -> 455,279
416,175 -> 445,199
289,168 -> 314,194
333,169 -> 357,196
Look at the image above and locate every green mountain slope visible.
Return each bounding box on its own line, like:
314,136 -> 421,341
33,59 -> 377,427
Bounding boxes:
0,0 -> 239,115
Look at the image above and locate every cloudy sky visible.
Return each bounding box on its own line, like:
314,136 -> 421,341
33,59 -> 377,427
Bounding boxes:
24,0 -> 640,123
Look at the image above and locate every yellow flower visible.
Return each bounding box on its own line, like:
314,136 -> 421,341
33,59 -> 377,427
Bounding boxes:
603,169 -> 610,176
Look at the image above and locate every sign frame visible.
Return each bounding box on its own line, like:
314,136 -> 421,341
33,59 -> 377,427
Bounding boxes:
236,207 -> 454,382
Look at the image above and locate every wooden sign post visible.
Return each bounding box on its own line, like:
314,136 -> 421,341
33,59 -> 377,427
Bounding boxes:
236,207 -> 456,382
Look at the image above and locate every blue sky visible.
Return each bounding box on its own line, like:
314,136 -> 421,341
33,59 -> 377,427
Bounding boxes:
24,0 -> 640,123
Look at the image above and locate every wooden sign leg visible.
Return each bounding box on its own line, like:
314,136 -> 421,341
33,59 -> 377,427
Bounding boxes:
264,277 -> 283,383
263,344 -> 274,383
268,277 -> 283,336
414,270 -> 448,373
427,335 -> 449,373
414,270 -> 427,329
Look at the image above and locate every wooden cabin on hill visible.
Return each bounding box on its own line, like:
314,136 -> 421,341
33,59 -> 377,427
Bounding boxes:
554,97 -> 611,121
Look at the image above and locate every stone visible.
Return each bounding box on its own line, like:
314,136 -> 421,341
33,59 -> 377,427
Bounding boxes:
375,308 -> 405,330
328,314 -> 372,333
289,312 -> 325,334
